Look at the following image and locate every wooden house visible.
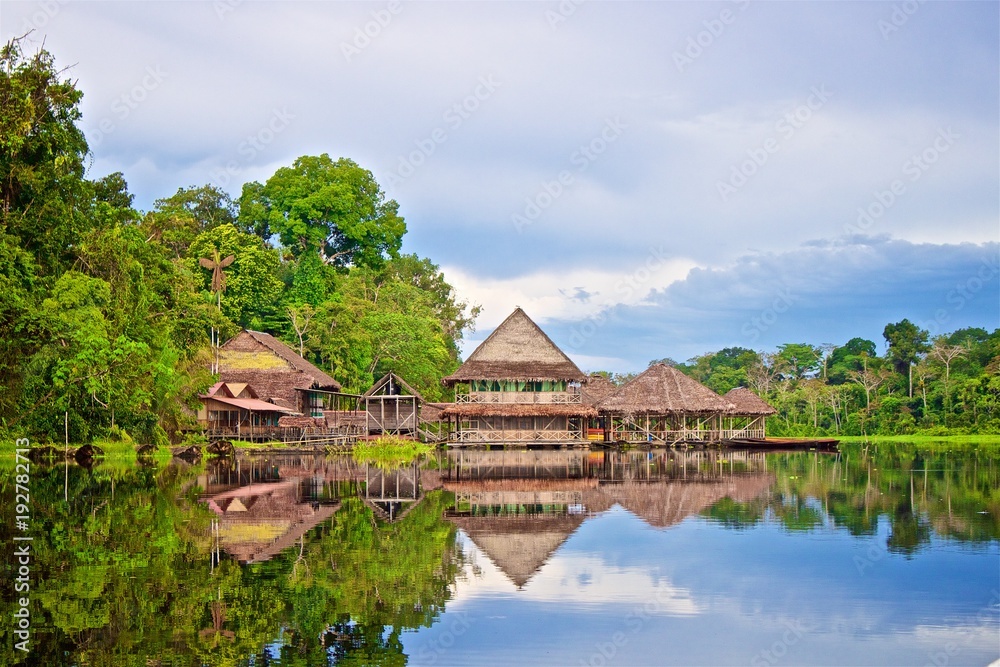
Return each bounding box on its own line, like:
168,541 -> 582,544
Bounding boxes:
197,381 -> 293,437
596,363 -> 735,444
722,387 -> 777,440
363,372 -> 422,435
580,373 -> 617,441
217,330 -> 343,417
440,308 -> 595,443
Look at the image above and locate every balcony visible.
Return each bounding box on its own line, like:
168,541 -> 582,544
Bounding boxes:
455,390 -> 581,404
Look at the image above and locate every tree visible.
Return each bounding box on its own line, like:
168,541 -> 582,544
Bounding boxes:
828,338 -> 877,385
883,319 -> 930,397
928,337 -> 968,423
187,224 -> 283,328
240,154 -> 406,268
142,184 -> 237,257
776,343 -> 822,380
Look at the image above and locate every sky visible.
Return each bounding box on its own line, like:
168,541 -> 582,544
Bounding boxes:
3,0 -> 998,372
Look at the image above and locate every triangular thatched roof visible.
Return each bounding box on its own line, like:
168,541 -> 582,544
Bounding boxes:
723,387 -> 777,416
602,476 -> 774,528
364,371 -> 423,401
597,363 -> 733,415
442,308 -> 587,385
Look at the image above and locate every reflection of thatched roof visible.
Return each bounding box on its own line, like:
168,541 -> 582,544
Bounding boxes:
442,403 -> 597,418
581,374 -> 617,406
602,476 -> 774,528
205,481 -> 341,564
448,514 -> 585,588
443,308 -> 587,384
445,479 -> 598,492
597,364 -> 733,415
723,387 -> 777,416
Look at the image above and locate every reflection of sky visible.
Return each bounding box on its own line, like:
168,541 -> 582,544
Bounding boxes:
402,506 -> 1000,666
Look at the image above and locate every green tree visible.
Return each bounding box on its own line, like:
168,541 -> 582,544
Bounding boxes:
240,154 -> 406,268
142,184 -> 237,257
188,224 -> 283,328
883,319 -> 930,397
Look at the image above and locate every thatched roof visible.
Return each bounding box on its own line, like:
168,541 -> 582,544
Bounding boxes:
220,330 -> 341,390
724,387 -> 777,416
581,374 -> 617,406
448,514 -> 584,588
442,308 -> 587,385
597,364 -> 733,415
441,403 -> 597,418
364,371 -> 423,401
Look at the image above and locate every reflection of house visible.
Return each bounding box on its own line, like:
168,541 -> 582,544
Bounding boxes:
198,381 -> 293,436
216,330 -> 343,417
600,476 -> 775,528
723,387 -> 777,440
441,308 -> 595,443
363,372 -> 421,435
597,364 -> 735,444
205,480 -> 339,564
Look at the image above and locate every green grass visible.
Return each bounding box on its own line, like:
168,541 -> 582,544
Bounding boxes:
352,437 -> 436,469
836,434 -> 1000,444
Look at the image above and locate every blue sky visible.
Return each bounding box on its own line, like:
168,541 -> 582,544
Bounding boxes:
4,1 -> 998,372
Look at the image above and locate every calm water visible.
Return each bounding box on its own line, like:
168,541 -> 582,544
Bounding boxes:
2,444 -> 998,666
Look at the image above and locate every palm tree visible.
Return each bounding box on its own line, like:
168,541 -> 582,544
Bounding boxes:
198,248 -> 235,307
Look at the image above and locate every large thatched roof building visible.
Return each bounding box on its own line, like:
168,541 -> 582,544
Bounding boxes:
597,364 -> 736,444
441,308 -> 594,444
217,330 -> 342,416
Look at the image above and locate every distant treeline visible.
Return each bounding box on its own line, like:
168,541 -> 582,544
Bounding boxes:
0,38 -> 478,444
628,324 -> 999,436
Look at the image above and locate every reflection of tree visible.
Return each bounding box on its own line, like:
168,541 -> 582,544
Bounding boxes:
699,445 -> 1000,551
0,459 -> 462,666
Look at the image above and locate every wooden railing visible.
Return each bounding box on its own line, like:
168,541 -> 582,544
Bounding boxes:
455,391 -> 581,404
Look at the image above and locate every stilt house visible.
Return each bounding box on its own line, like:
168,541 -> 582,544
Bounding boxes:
722,387 -> 777,440
441,308 -> 595,443
596,363 -> 735,444
363,372 -> 422,435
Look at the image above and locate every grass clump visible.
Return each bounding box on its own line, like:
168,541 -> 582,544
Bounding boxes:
352,437 -> 436,469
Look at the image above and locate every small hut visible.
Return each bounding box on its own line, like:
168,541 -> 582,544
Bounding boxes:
596,363 -> 735,444
722,387 -> 777,440
363,372 -> 422,435
197,381 -> 293,438
441,308 -> 594,443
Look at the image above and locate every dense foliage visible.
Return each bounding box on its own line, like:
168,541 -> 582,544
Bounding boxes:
664,324 -> 1000,436
0,39 -> 477,444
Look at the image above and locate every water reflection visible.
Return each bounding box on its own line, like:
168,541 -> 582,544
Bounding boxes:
2,444 -> 996,666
